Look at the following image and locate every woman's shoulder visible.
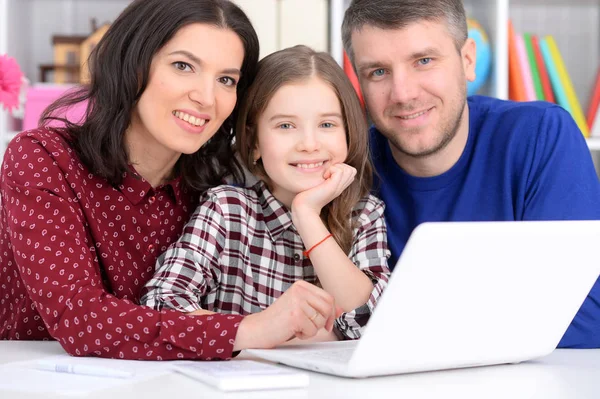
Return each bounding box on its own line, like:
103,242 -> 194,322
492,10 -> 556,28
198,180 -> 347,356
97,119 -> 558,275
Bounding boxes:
6,127 -> 74,157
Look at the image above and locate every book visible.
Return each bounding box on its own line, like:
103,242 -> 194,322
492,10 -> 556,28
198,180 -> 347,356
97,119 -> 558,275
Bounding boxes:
343,51 -> 364,109
545,35 -> 589,137
172,360 -> 309,392
523,33 -> 544,101
515,34 -> 536,101
586,68 -> 600,129
531,35 -> 555,103
508,20 -> 527,101
540,37 -> 571,113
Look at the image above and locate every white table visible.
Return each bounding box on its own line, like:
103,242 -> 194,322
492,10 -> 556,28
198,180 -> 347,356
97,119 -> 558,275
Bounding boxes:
1,341 -> 599,398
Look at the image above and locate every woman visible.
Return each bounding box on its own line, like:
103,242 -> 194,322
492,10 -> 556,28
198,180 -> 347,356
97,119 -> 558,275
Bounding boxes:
0,0 -> 260,360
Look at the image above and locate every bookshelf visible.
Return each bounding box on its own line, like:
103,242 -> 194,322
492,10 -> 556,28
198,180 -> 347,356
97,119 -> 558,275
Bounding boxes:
2,0 -> 600,164
0,0 -> 331,158
328,0 -> 600,171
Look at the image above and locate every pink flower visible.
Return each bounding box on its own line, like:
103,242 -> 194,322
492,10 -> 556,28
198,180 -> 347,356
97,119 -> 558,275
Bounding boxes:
0,54 -> 24,112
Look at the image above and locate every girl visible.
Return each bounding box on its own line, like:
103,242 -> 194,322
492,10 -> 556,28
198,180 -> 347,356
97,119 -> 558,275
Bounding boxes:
141,45 -> 390,348
0,0 -> 259,361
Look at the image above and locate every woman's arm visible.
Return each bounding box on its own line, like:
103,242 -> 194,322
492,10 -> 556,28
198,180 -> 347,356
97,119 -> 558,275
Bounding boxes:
0,132 -> 240,360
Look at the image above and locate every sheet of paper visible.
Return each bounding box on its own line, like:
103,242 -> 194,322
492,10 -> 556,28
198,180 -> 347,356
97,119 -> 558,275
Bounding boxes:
0,354 -> 173,396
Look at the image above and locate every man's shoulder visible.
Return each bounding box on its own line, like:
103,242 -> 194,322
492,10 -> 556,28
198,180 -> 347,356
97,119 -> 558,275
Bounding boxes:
469,95 -> 568,125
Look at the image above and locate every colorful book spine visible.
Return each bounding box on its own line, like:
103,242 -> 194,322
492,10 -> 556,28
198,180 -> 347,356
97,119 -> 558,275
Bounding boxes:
545,36 -> 589,137
531,35 -> 555,103
586,69 -> 600,129
540,37 -> 571,114
343,51 -> 364,109
515,34 -> 536,101
508,20 -> 526,102
523,33 -> 544,101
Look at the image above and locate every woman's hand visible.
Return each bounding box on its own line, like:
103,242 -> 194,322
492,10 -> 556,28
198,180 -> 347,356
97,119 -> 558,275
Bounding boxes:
291,163 -> 356,218
233,280 -> 343,350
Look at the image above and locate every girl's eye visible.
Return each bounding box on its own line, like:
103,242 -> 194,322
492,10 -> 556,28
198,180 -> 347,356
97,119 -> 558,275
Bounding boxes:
278,123 -> 293,129
371,68 -> 386,77
320,122 -> 334,128
218,76 -> 238,86
418,58 -> 432,66
173,61 -> 192,72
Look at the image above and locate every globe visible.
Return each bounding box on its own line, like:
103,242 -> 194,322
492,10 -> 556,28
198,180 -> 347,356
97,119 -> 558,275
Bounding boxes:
467,18 -> 492,96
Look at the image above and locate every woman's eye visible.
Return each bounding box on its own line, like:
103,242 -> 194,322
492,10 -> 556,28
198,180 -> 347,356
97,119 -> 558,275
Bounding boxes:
320,122 -> 334,128
278,123 -> 293,129
218,76 -> 238,86
173,61 -> 192,72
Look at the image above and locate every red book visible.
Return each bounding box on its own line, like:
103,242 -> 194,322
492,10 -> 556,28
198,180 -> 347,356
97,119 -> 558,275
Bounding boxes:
508,20 -> 526,101
586,69 -> 600,128
343,51 -> 364,109
531,35 -> 555,103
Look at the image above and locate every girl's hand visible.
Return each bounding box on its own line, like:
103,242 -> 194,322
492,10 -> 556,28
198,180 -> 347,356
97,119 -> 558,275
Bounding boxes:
233,280 -> 343,350
292,163 -> 357,216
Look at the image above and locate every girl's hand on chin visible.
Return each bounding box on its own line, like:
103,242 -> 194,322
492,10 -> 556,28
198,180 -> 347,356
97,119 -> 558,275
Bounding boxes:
291,163 -> 357,216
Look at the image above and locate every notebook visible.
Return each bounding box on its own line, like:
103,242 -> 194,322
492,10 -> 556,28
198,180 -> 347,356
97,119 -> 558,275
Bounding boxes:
247,221 -> 600,377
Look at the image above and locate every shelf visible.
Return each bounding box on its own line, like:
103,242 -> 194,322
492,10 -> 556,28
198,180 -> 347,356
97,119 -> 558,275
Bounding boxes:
587,138 -> 600,151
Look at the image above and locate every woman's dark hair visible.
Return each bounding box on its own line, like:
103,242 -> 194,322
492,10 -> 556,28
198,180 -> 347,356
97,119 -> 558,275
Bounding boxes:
237,45 -> 372,254
41,0 -> 259,191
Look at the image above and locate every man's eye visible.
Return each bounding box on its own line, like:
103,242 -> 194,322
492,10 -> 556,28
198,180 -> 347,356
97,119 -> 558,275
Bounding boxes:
371,68 -> 385,77
418,58 -> 432,66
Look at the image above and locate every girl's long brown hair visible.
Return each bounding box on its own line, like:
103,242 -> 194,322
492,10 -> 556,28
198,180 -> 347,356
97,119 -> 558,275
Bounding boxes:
236,45 -> 372,254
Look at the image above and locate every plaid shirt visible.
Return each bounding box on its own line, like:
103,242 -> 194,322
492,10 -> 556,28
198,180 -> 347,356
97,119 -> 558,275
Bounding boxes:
140,181 -> 390,339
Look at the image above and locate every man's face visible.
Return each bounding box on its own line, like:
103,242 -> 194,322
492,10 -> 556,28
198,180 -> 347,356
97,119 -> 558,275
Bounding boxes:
351,21 -> 475,159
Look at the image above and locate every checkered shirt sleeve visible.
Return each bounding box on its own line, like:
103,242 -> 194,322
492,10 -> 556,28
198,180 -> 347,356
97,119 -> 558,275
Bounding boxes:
334,195 -> 391,339
140,196 -> 226,312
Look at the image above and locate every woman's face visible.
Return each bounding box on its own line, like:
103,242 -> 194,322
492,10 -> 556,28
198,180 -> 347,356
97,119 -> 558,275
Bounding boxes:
128,23 -> 245,165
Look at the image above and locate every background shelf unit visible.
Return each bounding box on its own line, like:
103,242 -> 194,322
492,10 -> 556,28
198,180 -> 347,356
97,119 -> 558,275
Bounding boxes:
1,0 -> 600,173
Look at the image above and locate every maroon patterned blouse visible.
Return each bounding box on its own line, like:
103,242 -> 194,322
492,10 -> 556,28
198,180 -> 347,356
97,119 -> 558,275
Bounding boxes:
0,128 -> 242,360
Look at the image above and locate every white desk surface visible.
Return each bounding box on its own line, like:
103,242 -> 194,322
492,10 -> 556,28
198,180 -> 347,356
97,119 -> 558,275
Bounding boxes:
1,341 -> 599,399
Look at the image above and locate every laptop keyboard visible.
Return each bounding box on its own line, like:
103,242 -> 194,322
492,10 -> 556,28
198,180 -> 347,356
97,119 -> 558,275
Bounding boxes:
293,347 -> 355,364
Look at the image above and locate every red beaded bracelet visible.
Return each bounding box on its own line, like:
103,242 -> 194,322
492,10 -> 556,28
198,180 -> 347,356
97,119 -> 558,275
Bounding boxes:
303,233 -> 333,257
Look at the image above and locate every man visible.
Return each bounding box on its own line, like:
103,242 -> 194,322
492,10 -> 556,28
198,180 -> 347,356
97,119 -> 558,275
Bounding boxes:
342,0 -> 600,348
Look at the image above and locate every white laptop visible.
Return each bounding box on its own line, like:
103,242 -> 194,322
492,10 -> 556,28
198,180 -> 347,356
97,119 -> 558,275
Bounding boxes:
247,221 -> 600,378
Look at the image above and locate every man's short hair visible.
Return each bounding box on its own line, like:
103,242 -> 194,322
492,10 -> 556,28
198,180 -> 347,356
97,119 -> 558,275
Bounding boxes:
342,0 -> 468,63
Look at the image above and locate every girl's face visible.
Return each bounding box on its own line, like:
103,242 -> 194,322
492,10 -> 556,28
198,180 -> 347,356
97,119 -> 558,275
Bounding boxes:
254,77 -> 349,207
128,23 -> 244,167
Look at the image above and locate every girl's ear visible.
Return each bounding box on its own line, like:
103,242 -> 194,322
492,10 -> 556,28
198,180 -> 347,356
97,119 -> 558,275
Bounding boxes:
252,147 -> 261,165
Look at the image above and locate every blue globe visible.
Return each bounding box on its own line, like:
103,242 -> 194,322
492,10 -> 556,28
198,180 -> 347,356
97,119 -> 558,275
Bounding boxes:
467,18 -> 492,96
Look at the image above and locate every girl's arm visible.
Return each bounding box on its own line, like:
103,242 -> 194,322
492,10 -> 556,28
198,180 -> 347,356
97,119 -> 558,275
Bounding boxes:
140,197 -> 225,313
330,196 -> 390,339
293,208 -> 373,311
292,164 -> 381,312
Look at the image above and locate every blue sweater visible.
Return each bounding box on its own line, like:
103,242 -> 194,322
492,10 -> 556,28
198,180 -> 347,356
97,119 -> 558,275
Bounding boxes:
371,95 -> 600,348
